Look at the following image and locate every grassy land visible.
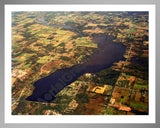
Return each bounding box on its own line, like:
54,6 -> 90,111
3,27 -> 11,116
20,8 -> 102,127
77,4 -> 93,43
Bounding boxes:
134,84 -> 148,90
130,103 -> 148,109
12,58 -> 23,62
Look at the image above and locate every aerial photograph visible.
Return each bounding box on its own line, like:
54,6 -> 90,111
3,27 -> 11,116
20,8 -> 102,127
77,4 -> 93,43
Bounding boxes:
11,11 -> 149,115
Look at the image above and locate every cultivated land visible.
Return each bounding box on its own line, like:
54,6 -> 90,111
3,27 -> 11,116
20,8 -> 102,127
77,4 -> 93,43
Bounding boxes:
11,11 -> 149,115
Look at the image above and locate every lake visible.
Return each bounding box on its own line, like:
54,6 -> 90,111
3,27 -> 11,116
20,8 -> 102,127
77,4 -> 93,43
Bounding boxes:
26,24 -> 126,103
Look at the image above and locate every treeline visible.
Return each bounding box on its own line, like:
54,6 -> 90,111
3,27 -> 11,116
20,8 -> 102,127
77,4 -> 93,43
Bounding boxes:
92,68 -> 121,86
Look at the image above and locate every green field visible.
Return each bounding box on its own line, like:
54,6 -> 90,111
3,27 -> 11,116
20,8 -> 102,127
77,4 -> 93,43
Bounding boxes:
130,103 -> 148,109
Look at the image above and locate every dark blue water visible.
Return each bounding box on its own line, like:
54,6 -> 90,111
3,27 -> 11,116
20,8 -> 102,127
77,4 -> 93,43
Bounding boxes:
26,41 -> 126,103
